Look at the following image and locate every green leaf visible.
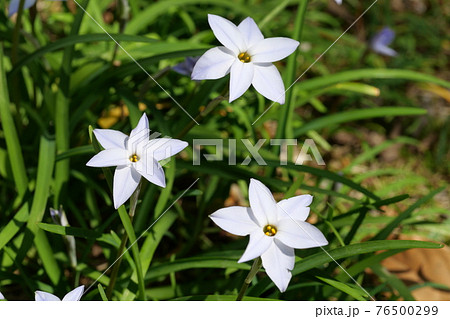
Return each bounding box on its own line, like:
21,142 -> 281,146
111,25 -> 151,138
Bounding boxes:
248,240 -> 443,295
125,0 -> 252,34
294,107 -> 427,136
172,295 -> 280,301
10,34 -> 158,75
299,69 -> 450,91
16,136 -> 59,285
146,257 -> 251,280
0,46 -> 29,198
98,284 -> 109,301
316,276 -> 368,301
372,186 -> 445,241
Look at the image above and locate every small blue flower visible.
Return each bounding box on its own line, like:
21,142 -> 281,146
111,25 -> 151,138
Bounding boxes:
172,56 -> 200,77
370,27 -> 398,57
8,0 -> 66,17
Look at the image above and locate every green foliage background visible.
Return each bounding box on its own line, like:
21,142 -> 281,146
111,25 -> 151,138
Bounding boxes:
0,0 -> 448,301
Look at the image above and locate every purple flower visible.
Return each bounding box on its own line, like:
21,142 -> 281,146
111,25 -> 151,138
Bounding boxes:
370,27 -> 397,57
172,57 -> 200,77
8,0 -> 66,17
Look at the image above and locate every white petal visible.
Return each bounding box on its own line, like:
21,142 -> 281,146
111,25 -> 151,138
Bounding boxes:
62,285 -> 84,301
209,206 -> 259,236
237,17 -> 264,48
191,47 -> 236,80
229,61 -> 254,102
93,129 -> 128,150
277,195 -> 313,222
135,157 -> 166,188
276,219 -> 328,249
113,166 -> 141,209
0,292 -> 5,300
261,239 -> 295,292
128,114 -> 150,154
238,229 -> 272,263
249,37 -> 299,63
252,63 -> 285,104
35,291 -> 61,301
145,138 -> 188,162
208,14 -> 246,54
86,148 -> 129,167
248,179 -> 278,226
9,0 -> 36,17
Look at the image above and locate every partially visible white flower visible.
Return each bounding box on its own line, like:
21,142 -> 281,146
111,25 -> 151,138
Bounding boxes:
86,113 -> 188,209
0,292 -> 5,300
335,0 -> 342,5
192,14 -> 299,104
210,179 -> 328,292
8,0 -> 66,17
370,27 -> 397,57
35,285 -> 84,301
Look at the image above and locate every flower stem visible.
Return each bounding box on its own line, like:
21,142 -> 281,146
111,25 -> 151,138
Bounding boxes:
106,182 -> 142,299
274,0 -> 309,150
236,257 -> 262,301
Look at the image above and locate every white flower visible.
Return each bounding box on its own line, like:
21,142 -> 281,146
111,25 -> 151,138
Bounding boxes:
210,179 -> 328,292
35,285 -> 84,301
192,14 -> 299,104
86,113 -> 188,209
0,292 -> 5,300
335,0 -> 342,5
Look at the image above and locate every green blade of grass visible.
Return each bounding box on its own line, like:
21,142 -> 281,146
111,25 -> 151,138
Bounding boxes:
298,69 -> 450,91
16,136 -> 60,284
125,0 -> 252,34
9,34 -> 158,76
53,0 -> 89,208
316,276 -> 368,301
372,186 -> 446,241
146,257 -> 251,280
275,0 -> 309,145
294,107 -> 427,136
0,46 -> 29,198
248,240 -> 443,295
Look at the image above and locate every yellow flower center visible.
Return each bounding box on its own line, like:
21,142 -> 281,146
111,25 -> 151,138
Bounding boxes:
263,225 -> 277,237
238,52 -> 251,63
129,154 -> 140,162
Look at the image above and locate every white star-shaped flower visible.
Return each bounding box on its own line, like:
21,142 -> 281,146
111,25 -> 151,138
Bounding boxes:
210,179 -> 328,292
192,14 -> 299,104
86,113 -> 188,209
35,285 -> 84,301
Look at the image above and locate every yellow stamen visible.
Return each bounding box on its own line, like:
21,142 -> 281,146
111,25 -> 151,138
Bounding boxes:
238,52 -> 251,63
129,154 -> 139,162
263,224 -> 277,237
